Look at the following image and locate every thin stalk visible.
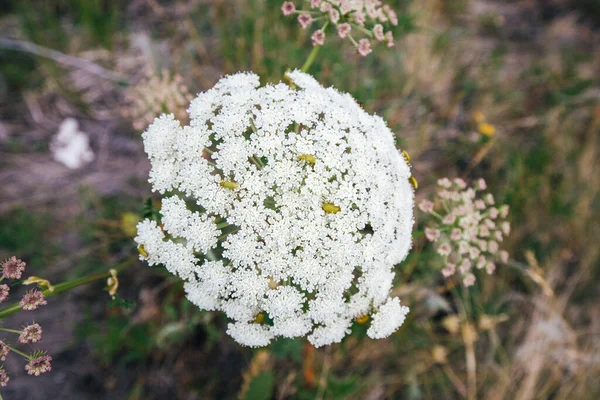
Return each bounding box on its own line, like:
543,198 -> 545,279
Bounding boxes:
0,257 -> 135,320
350,23 -> 374,37
218,228 -> 240,242
216,221 -> 230,229
300,22 -> 328,73
0,327 -> 21,334
293,10 -> 321,15
301,45 -> 321,73
347,33 -> 359,47
6,344 -> 30,360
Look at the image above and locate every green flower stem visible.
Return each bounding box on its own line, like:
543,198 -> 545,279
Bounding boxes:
347,33 -> 359,47
430,210 -> 444,220
0,327 -> 21,334
216,221 -> 230,229
293,10 -> 321,15
0,257 -> 135,320
301,45 -> 321,73
300,22 -> 329,73
5,343 -> 30,360
218,228 -> 240,242
351,23 -> 374,37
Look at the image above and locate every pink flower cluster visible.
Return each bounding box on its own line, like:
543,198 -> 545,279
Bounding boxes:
0,256 -> 51,387
419,178 -> 511,287
281,0 -> 398,56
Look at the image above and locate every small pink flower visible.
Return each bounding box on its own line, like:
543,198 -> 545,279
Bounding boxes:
385,31 -> 395,48
340,0 -> 352,14
474,199 -> 486,210
462,188 -> 476,200
437,177 -> 452,188
485,219 -> 496,229
459,259 -> 472,274
453,178 -> 467,189
443,214 -> 457,225
353,10 -> 366,26
0,368 -> 8,387
463,273 -> 476,287
418,199 -> 434,213
485,193 -> 495,205
311,29 -> 326,46
438,189 -> 452,200
2,256 -> 26,280
441,263 -> 456,278
458,241 -> 470,254
383,5 -> 398,26
310,0 -> 321,7
476,178 -> 487,191
329,8 -> 340,23
281,1 -> 296,16
19,323 -> 43,344
499,250 -> 509,264
476,256 -> 487,269
478,240 -> 487,252
20,290 -> 47,311
469,246 -> 481,260
450,228 -> 462,241
499,205 -> 510,218
501,221 -> 510,236
479,225 -> 490,237
337,23 -> 352,39
373,24 -> 385,41
0,341 -> 8,361
488,241 -> 499,254
25,354 -> 52,376
437,243 -> 452,257
319,2 -> 331,12
486,262 -> 496,274
424,227 -> 441,242
0,285 -> 9,303
494,230 -> 503,242
489,207 -> 499,219
298,14 -> 313,29
357,39 -> 372,57
453,205 -> 467,216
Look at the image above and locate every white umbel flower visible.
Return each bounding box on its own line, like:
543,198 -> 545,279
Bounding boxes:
135,70 -> 414,347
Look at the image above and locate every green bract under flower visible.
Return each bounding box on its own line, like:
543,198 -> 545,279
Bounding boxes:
135,70 -> 414,347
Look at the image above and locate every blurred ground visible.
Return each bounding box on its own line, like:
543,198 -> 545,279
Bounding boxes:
0,0 -> 599,399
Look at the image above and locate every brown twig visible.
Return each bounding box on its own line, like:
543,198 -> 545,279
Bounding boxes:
0,38 -> 126,83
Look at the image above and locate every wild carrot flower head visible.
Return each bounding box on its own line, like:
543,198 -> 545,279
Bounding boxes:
282,0 -> 399,56
25,352 -> 52,376
135,70 -> 415,347
20,290 -> 47,311
123,70 -> 193,131
2,256 -> 25,280
419,178 -> 511,286
19,323 -> 43,344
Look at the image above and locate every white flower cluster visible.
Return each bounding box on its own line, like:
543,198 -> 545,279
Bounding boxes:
135,70 -> 414,347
